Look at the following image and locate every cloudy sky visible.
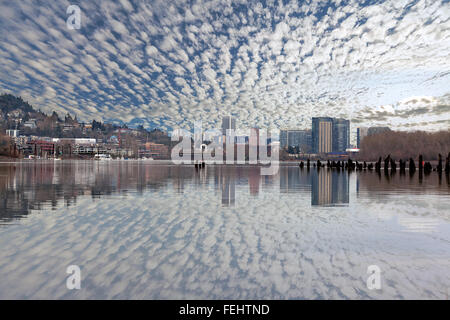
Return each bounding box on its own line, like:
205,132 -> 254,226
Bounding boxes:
0,0 -> 449,136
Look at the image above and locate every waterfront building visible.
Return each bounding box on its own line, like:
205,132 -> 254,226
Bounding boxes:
312,117 -> 350,154
280,129 -> 312,152
332,118 -> 350,153
222,116 -> 236,136
356,127 -> 369,148
143,142 -> 169,159
312,117 -> 333,153
249,128 -> 259,146
222,116 -> 236,135
6,129 -> 20,138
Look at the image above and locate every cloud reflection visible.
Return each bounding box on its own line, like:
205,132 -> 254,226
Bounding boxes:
0,162 -> 449,299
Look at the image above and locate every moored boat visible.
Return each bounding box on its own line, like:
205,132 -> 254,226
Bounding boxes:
94,154 -> 112,161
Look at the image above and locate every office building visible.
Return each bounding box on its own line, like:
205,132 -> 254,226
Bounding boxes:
312,117 -> 350,154
356,127 -> 368,148
312,117 -> 333,153
332,118 -> 350,153
249,128 -> 260,146
280,129 -> 312,152
280,130 -> 288,148
144,142 -> 169,159
222,116 -> 236,136
222,116 -> 236,146
356,126 -> 391,148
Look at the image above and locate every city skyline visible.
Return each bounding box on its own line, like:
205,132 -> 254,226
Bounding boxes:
4,93 -> 444,159
0,0 -> 449,138
1,95 -> 437,155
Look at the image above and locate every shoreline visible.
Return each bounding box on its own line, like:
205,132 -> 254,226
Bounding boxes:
0,158 -> 443,166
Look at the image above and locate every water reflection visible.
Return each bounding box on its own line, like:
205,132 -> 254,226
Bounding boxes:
310,169 -> 349,206
0,161 -> 449,299
216,167 -> 236,206
1,162 -> 449,222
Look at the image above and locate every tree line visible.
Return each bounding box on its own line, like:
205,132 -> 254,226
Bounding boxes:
358,130 -> 450,161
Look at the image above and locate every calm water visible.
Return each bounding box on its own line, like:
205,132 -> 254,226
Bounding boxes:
0,161 -> 449,299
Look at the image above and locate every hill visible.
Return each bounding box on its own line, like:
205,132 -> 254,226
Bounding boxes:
0,93 -> 172,148
0,94 -> 35,115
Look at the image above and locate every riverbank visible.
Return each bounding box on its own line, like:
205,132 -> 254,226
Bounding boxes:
0,158 -> 443,167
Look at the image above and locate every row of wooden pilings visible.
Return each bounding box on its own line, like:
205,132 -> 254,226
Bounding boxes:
194,161 -> 206,169
299,152 -> 450,174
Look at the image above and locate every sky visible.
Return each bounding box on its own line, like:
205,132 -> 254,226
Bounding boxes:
0,0 -> 449,139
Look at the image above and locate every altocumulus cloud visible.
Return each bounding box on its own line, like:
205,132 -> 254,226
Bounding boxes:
0,0 -> 449,135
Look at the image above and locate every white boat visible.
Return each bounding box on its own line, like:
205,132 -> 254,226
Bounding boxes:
94,154 -> 112,161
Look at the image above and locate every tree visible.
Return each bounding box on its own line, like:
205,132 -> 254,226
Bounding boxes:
0,133 -> 13,157
358,130 -> 450,161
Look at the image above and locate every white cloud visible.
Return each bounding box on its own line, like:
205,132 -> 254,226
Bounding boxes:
0,0 -> 448,136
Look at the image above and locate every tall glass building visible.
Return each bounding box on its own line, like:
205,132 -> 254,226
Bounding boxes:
280,129 -> 312,152
312,117 -> 350,153
222,116 -> 236,136
332,118 -> 350,153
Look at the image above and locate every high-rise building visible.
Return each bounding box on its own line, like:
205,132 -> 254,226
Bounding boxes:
280,129 -> 312,152
280,130 -> 288,148
312,117 -> 333,153
356,127 -> 368,148
312,117 -> 350,153
357,126 -> 391,148
249,128 -> 260,146
332,118 -> 350,152
222,116 -> 236,136
222,116 -> 236,145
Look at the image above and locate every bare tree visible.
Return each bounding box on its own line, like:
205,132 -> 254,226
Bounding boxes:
358,130 -> 450,161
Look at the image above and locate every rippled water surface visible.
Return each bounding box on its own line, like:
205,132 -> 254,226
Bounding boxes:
0,161 -> 449,299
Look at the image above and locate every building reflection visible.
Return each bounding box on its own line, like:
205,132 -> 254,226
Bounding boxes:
214,166 -> 236,207
280,166 -> 311,193
221,175 -> 235,206
311,169 -> 349,206
248,167 -> 260,196
1,162 -> 448,223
